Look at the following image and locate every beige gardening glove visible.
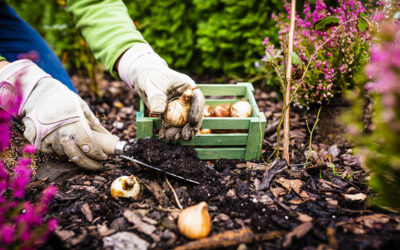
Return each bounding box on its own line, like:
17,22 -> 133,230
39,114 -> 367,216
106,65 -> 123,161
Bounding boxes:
0,60 -> 119,170
118,43 -> 205,141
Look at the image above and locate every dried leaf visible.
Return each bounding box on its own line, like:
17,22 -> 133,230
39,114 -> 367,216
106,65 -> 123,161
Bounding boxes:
270,187 -> 286,198
275,178 -> 309,198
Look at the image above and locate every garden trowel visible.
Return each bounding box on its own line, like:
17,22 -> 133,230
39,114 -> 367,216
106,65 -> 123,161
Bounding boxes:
93,131 -> 200,185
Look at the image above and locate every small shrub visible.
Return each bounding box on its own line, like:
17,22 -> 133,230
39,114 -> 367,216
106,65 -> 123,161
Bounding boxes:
263,0 -> 372,107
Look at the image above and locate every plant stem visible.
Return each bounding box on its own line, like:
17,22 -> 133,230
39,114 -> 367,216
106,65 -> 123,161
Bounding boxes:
305,107 -> 322,164
283,0 -> 296,163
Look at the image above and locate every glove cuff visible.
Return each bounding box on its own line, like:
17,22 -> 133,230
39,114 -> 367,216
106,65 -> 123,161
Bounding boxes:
0,60 -> 50,115
117,43 -> 167,87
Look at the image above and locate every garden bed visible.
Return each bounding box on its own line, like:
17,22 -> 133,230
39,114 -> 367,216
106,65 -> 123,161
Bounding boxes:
20,78 -> 400,249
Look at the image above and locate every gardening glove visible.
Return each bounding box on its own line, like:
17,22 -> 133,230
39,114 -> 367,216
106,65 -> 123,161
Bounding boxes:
0,59 -> 119,170
118,43 -> 205,141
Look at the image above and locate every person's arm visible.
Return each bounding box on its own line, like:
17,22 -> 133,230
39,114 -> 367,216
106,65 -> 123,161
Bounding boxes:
66,0 -> 205,141
66,0 -> 147,78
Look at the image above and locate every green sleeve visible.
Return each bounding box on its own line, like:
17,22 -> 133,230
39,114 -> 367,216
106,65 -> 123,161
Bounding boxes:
66,0 -> 147,78
0,55 -> 6,61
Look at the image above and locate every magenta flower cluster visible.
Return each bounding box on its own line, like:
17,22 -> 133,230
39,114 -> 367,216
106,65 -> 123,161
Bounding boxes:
264,0 -> 371,107
0,76 -> 57,249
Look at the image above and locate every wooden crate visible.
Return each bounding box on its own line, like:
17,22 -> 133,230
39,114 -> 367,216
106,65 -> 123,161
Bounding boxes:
136,82 -> 266,160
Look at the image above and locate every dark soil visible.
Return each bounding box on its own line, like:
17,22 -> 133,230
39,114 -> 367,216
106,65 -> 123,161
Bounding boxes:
13,77 -> 400,249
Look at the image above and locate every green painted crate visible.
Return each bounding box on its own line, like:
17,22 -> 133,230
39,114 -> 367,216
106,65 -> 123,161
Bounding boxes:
136,82 -> 266,160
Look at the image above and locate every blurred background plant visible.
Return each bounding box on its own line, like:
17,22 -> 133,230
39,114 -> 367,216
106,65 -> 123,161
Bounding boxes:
262,0 -> 373,108
343,1 -> 400,209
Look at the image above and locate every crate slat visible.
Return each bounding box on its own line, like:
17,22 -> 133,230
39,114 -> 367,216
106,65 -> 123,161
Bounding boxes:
195,147 -> 246,159
199,84 -> 246,96
136,117 -> 154,139
205,99 -> 242,105
179,133 -> 248,146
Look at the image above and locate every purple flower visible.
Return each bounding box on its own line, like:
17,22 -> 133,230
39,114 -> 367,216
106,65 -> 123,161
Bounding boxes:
0,224 -> 14,244
41,185 -> 57,206
262,37 -> 269,46
22,145 -> 36,154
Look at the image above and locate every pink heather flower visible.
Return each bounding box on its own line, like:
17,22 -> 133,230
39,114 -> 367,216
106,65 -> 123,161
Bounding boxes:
326,52 -> 331,57
22,144 -> 36,154
262,37 -> 270,46
41,185 -> 57,206
47,218 -> 58,232
0,224 -> 14,244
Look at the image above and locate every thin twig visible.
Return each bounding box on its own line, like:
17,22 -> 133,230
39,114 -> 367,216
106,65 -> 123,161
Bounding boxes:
156,206 -> 181,213
165,177 -> 183,210
283,0 -> 297,163
306,107 -> 322,163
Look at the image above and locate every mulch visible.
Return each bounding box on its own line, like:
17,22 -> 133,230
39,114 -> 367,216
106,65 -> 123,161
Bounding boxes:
16,77 -> 400,249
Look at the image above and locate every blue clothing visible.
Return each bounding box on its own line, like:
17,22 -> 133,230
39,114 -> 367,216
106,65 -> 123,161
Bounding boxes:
0,2 -> 76,92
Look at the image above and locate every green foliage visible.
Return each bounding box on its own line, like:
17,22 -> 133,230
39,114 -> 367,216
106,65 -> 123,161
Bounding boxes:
192,0 -> 282,77
314,16 -> 340,31
8,0 -> 283,80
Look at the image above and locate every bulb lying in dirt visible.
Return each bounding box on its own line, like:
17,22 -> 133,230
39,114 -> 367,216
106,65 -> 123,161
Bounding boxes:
163,88 -> 194,127
110,175 -> 141,200
230,100 -> 252,118
212,103 -> 231,117
178,201 -> 211,239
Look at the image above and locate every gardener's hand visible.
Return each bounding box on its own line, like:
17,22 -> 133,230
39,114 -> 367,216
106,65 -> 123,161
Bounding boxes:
118,43 -> 205,141
0,60 -> 118,170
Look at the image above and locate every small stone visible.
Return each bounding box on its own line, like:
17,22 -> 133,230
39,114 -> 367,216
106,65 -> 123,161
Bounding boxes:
103,232 -> 149,250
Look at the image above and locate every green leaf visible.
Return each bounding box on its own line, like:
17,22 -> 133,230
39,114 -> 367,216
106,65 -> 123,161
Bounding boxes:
314,16 -> 340,31
289,51 -> 301,66
357,18 -> 368,32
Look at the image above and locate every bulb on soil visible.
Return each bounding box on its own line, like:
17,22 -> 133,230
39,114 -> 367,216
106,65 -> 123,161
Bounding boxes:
178,201 -> 211,239
163,88 -> 193,127
110,175 -> 141,200
230,100 -> 252,117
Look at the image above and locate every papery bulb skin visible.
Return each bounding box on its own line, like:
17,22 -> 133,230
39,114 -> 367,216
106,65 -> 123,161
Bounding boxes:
230,101 -> 252,117
163,89 -> 193,127
212,103 -> 230,117
199,129 -> 211,134
110,175 -> 141,200
178,201 -> 211,239
203,104 -> 212,117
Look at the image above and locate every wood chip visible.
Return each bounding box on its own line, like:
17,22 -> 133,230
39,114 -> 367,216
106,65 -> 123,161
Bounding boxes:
123,209 -> 160,241
297,213 -> 313,222
342,193 -> 367,201
81,203 -> 93,222
283,222 -> 313,248
55,229 -> 75,241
